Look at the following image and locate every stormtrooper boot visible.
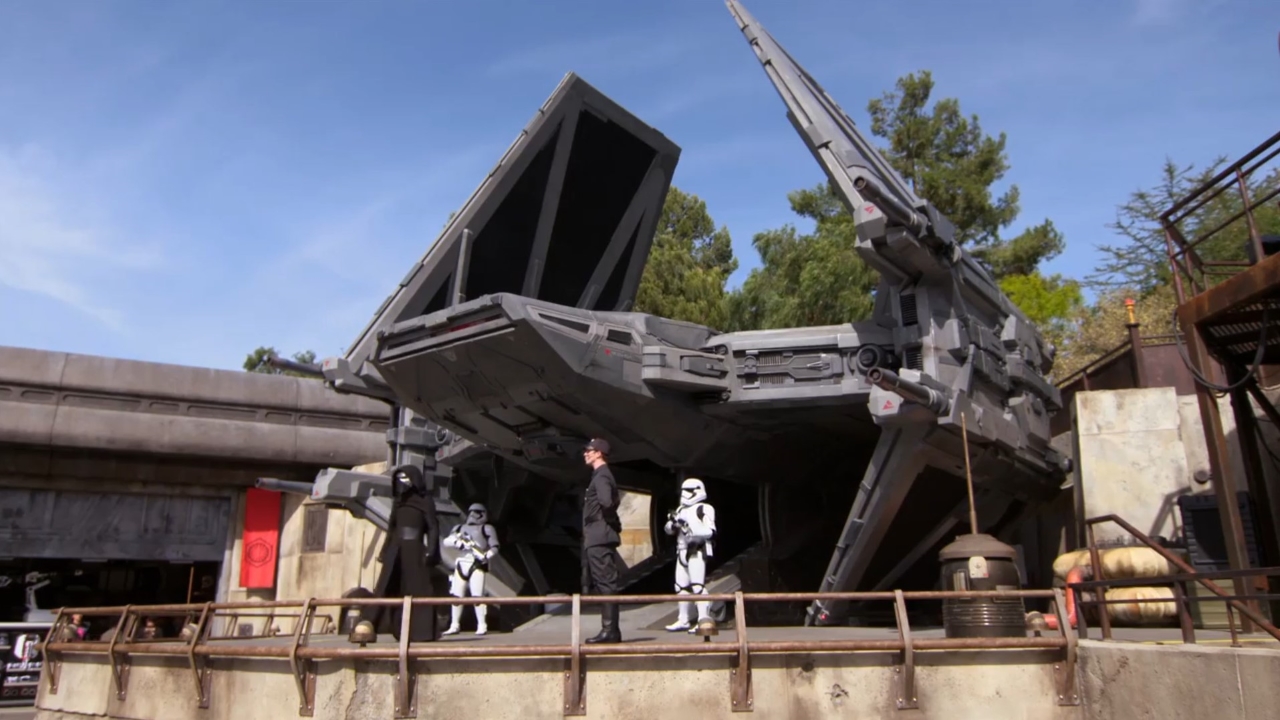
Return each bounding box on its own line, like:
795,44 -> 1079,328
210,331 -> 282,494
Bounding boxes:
688,599 -> 714,633
441,604 -> 462,636
665,600 -> 693,632
474,605 -> 488,636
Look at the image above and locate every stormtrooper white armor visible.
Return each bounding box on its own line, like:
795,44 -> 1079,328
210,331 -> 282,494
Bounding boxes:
663,478 -> 717,633
441,503 -> 499,636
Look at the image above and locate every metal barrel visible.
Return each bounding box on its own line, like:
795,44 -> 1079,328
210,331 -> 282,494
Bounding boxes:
265,353 -> 324,377
938,533 -> 1027,639
865,367 -> 950,415
255,477 -> 316,496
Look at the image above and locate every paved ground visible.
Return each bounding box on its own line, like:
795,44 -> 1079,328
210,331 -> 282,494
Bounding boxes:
0,707 -> 35,720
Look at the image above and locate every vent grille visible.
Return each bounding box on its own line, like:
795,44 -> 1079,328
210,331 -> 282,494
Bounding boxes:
905,349 -> 923,370
900,294 -> 918,326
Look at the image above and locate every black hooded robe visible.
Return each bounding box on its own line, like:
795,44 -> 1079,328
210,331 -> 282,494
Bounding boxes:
373,465 -> 440,642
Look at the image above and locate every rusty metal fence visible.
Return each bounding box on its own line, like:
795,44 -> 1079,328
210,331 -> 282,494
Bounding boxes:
38,587 -> 1081,716
1069,514 -> 1280,647
1162,129 -> 1280,304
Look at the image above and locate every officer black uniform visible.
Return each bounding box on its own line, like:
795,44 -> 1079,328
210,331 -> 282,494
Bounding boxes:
581,438 -> 624,644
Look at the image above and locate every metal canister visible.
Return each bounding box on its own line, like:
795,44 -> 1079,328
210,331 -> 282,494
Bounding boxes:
938,533 -> 1026,638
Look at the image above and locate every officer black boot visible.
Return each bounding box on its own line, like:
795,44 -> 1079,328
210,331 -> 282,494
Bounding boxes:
585,603 -> 622,644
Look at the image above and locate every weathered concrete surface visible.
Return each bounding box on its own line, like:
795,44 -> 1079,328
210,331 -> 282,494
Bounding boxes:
1074,388 -> 1193,544
0,345 -> 388,467
31,638 -> 1280,720
33,651 -> 1072,720
1077,640 -> 1280,720
1177,392 -> 1247,497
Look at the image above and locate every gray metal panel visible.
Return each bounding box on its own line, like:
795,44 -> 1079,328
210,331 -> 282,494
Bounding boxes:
726,0 -> 923,223
342,73 -> 681,379
0,488 -> 232,562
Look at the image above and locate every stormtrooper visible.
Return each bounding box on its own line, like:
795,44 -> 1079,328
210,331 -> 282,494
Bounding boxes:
441,503 -> 500,636
663,477 -> 717,633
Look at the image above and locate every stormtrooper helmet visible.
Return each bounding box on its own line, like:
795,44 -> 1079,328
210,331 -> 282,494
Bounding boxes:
467,503 -> 488,524
680,478 -> 707,506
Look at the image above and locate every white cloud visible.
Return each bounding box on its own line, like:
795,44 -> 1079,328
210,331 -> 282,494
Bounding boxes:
0,144 -> 162,329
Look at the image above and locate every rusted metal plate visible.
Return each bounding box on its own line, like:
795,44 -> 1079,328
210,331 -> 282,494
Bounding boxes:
1199,299 -> 1280,366
1180,252 -> 1280,328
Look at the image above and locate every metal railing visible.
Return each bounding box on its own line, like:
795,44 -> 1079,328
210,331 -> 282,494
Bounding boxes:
37,587 -> 1082,715
1071,514 -> 1280,645
1162,130 -> 1280,304
1054,332 -> 1180,393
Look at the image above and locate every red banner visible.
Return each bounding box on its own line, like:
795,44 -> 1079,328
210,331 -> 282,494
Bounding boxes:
240,488 -> 282,589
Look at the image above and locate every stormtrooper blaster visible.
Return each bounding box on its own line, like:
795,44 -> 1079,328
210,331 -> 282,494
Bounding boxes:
453,532 -> 490,561
666,510 -> 690,532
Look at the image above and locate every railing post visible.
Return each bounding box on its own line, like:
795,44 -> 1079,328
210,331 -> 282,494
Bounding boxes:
1086,524 -> 1112,640
1125,299 -> 1147,388
1234,168 -> 1265,264
892,589 -> 917,711
730,591 -> 753,713
394,596 -> 416,719
1172,581 -> 1195,644
564,593 -> 586,716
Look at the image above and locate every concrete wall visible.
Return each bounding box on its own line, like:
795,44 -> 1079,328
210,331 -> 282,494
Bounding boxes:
0,345 -> 389,467
1071,385 -> 1275,554
1077,640 -> 1279,719
32,640 -> 1280,719
1073,388 -> 1194,545
1177,392 -> 1248,496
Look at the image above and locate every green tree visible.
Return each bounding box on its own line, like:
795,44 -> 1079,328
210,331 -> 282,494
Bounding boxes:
867,70 -> 1016,248
634,186 -> 738,329
1051,156 -> 1280,381
1051,284 -> 1179,381
730,70 -> 1067,331
998,272 -> 1084,375
727,183 -> 878,331
1090,158 -> 1280,294
243,346 -> 320,377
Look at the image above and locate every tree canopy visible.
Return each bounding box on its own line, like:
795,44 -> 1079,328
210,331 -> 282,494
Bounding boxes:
726,184 -> 878,331
633,186 -> 738,330
727,70 -> 1071,332
1089,158 -> 1280,295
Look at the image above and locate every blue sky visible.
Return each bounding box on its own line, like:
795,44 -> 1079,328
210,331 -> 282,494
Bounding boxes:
1,0 -> 1277,371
